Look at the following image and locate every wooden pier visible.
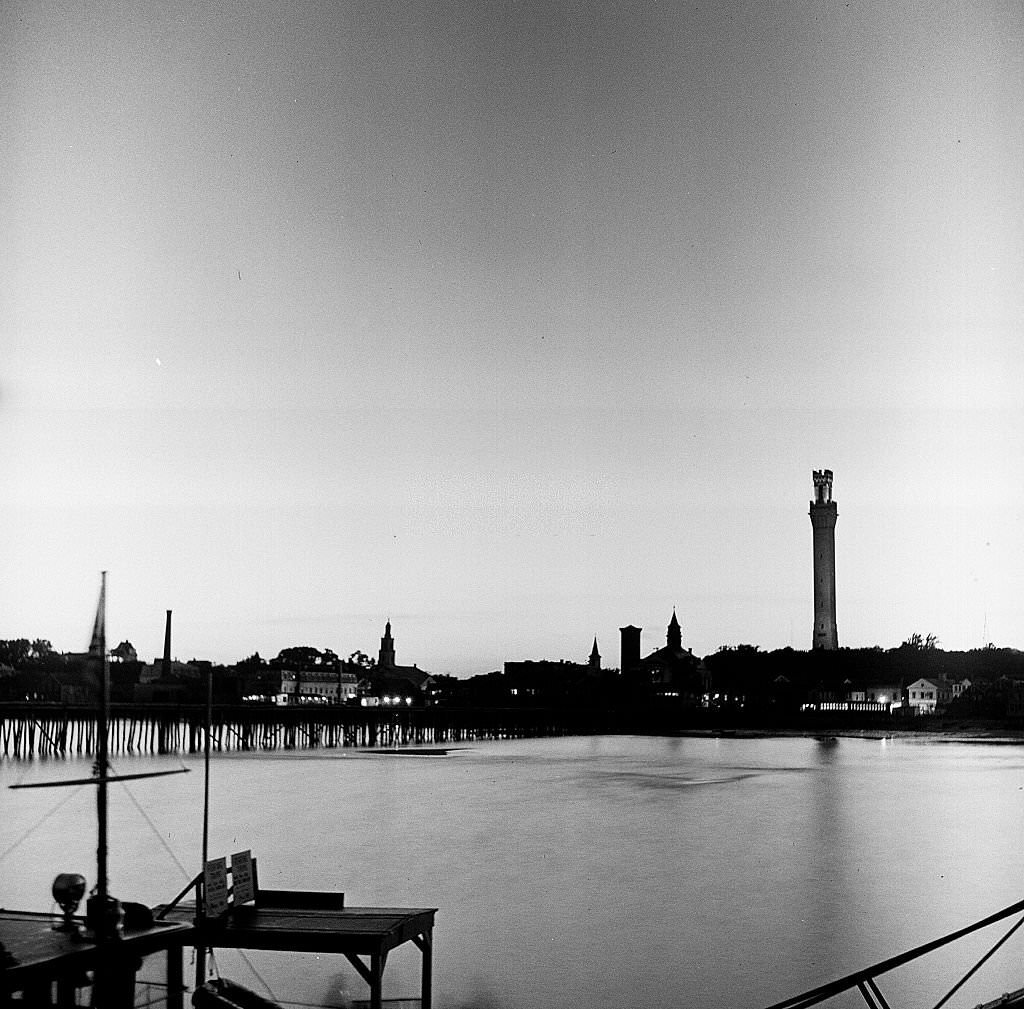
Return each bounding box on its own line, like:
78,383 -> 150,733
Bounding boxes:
0,703 -> 608,760
2,869 -> 433,1009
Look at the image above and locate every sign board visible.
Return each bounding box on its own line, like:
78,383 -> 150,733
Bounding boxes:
230,849 -> 255,905
204,857 -> 229,918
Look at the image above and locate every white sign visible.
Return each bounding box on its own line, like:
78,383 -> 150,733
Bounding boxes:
204,857 -> 229,918
231,850 -> 255,905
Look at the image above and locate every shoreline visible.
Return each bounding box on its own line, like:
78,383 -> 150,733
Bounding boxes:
669,722 -> 1024,745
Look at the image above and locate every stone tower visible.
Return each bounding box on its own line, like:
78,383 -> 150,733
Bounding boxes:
589,637 -> 601,671
809,470 -> 838,650
620,625 -> 641,676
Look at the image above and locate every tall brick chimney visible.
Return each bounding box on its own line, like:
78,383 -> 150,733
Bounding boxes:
161,610 -> 172,678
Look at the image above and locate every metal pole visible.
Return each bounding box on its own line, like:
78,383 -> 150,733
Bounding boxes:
197,666 -> 213,989
203,667 -> 212,871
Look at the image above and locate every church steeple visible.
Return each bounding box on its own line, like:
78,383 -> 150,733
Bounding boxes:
667,610 -> 682,651
589,637 -> 601,670
379,619 -> 396,669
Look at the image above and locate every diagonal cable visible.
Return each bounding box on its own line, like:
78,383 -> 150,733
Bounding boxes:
0,784 -> 84,863
236,948 -> 281,1001
110,761 -> 193,881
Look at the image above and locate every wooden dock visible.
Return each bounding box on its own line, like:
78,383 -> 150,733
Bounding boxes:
0,909 -> 190,1009
158,903 -> 436,1009
1,901 -> 435,1009
149,854 -> 436,1009
0,702 -> 601,759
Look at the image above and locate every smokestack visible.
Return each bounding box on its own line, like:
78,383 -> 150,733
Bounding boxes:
162,610 -> 172,679
620,625 -> 641,677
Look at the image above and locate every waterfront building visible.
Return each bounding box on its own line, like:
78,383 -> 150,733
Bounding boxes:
619,612 -> 707,702
133,609 -> 199,699
503,649 -> 601,703
1006,681 -> 1024,719
906,677 -> 954,714
635,611 -> 708,702
110,640 -> 137,663
809,469 -> 839,650
280,667 -> 358,705
361,620 -> 433,705
239,667 -> 288,705
865,683 -> 903,710
844,682 -> 904,712
138,658 -> 203,686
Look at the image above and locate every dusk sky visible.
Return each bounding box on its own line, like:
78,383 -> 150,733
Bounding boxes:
3,1 -> 1022,675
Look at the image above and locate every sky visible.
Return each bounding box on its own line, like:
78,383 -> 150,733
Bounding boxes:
2,0 -> 1022,676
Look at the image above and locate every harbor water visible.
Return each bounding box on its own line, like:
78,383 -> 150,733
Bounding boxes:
3,733 -> 1024,1009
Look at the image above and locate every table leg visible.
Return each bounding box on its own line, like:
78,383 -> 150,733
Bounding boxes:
370,952 -> 383,1009
94,953 -> 138,1009
56,974 -> 77,1009
418,929 -> 433,1009
167,941 -> 184,1009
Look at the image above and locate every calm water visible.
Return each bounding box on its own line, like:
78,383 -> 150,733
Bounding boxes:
4,734 -> 1024,1009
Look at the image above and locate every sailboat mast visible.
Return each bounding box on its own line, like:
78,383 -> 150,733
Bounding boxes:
94,571 -> 109,909
203,666 -> 212,872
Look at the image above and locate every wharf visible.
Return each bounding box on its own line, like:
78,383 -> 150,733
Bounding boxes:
0,701 -> 584,759
1,901 -> 435,1009
156,901 -> 436,1009
0,909 -> 190,1009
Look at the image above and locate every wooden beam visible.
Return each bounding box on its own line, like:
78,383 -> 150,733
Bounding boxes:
343,953 -> 372,986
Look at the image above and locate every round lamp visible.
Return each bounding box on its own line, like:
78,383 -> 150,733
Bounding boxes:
52,873 -> 87,934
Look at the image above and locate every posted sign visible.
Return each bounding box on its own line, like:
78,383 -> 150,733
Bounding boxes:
204,857 -> 229,918
231,850 -> 255,905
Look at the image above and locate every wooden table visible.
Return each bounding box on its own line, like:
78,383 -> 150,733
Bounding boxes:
0,909 -> 190,1009
161,904 -> 437,1009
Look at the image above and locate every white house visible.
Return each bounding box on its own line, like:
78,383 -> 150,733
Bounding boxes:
905,677 -> 953,714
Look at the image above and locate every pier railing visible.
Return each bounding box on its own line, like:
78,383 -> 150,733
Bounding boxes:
764,895 -> 1024,1009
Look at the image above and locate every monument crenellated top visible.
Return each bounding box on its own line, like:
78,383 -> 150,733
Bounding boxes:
811,469 -> 834,505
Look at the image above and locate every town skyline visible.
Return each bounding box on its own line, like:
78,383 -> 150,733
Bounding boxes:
4,543 -> 1020,680
4,1 -> 1022,677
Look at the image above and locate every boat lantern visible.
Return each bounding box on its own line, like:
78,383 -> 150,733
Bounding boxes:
51,873 -> 86,934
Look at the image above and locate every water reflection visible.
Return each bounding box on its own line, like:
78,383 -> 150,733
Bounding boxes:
3,736 -> 1024,1009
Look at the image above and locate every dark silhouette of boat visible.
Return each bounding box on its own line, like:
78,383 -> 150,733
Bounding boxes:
193,977 -> 283,1009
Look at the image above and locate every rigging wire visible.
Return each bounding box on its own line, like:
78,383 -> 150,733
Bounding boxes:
274,1002 -> 350,1009
109,760 -> 193,882
203,946 -> 280,1003
0,784 -> 85,863
236,948 -> 280,1002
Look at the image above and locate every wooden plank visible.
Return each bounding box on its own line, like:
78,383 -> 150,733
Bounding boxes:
256,889 -> 345,910
343,954 -> 373,986
152,903 -> 435,958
